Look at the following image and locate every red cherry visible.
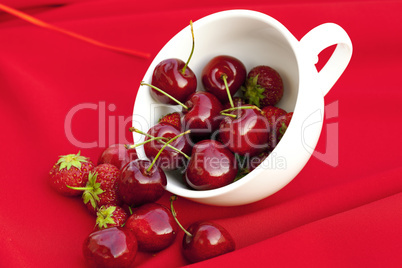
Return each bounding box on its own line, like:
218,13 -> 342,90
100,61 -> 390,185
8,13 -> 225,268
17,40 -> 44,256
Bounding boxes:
169,196 -> 236,264
150,21 -> 197,104
182,91 -> 223,139
144,122 -> 192,170
185,140 -> 238,190
219,106 -> 269,157
151,58 -> 197,104
182,221 -> 235,264
125,203 -> 177,252
117,159 -> 167,207
201,55 -> 246,103
98,144 -> 138,170
83,226 -> 138,268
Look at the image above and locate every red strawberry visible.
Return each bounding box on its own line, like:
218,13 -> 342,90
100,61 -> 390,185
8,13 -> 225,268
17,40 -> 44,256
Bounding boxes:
69,163 -> 122,214
277,112 -> 293,141
48,151 -> 95,196
242,65 -> 284,108
262,106 -> 287,130
262,106 -> 288,150
95,204 -> 128,230
158,112 -> 181,129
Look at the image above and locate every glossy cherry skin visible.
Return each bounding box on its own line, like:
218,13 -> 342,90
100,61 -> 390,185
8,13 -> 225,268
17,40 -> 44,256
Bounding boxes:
151,58 -> 197,104
182,221 -> 235,264
83,226 -> 138,268
201,55 -> 246,103
182,91 -> 223,139
117,159 -> 167,207
144,122 -> 192,170
219,106 -> 269,157
98,144 -> 138,170
185,140 -> 238,190
125,203 -> 177,252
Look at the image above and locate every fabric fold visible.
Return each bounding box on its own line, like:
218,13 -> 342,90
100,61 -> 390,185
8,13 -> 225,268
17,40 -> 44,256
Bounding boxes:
218,166 -> 402,249
188,190 -> 402,267
1,0 -> 401,267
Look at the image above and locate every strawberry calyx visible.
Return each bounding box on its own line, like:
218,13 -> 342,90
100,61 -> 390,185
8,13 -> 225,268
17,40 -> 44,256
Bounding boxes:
82,172 -> 104,210
67,171 -> 104,210
278,122 -> 288,136
241,74 -> 266,108
278,112 -> 293,138
96,205 -> 117,229
56,151 -> 88,171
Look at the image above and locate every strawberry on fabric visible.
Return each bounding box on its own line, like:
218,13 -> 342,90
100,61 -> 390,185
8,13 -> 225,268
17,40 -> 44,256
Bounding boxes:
158,112 -> 181,129
242,65 -> 284,108
68,163 -> 122,214
48,151 -> 95,196
95,204 -> 128,230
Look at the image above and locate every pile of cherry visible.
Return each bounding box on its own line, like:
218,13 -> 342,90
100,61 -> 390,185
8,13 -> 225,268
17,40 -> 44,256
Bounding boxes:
48,21 -> 293,267
136,22 -> 293,190
49,146 -> 235,267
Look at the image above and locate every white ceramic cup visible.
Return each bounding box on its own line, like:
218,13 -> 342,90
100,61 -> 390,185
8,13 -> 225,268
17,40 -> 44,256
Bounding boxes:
132,9 -> 352,206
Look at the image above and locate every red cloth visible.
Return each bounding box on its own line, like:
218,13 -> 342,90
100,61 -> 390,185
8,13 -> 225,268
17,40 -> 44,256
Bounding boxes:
1,0 -> 401,267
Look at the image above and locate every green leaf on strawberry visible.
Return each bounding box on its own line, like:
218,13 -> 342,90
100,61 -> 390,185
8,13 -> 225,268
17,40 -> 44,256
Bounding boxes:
241,74 -> 266,108
242,65 -> 284,108
57,151 -> 88,170
95,204 -> 128,230
96,205 -> 117,229
278,112 -> 293,140
82,172 -> 104,210
68,171 -> 104,210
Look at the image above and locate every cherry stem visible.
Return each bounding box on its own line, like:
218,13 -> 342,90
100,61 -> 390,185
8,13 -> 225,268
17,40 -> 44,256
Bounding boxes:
221,74 -> 234,109
170,195 -> 193,237
221,112 -> 237,118
129,127 -> 190,160
141,82 -> 188,110
220,105 -> 262,114
125,137 -> 166,149
147,130 -> 191,172
181,20 -> 195,75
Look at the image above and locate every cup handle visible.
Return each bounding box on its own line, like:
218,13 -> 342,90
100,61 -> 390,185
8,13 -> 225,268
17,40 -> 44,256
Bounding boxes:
300,23 -> 353,97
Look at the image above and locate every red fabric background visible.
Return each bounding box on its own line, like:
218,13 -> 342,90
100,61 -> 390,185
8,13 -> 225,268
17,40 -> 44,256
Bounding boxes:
1,0 -> 401,267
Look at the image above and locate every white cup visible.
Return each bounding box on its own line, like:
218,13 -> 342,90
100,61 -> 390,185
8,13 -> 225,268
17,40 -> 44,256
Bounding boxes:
132,9 -> 353,206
